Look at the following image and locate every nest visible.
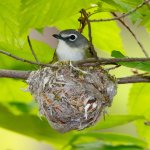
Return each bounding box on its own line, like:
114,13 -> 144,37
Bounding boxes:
27,63 -> 117,133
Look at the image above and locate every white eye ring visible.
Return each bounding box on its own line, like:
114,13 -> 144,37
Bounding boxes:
69,34 -> 77,41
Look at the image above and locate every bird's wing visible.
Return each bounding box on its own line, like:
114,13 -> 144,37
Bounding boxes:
84,46 -> 95,59
49,50 -> 58,64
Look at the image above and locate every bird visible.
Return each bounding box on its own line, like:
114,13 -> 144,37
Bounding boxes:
52,29 -> 94,62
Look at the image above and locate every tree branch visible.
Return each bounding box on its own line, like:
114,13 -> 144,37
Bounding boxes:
0,70 -> 30,79
90,0 -> 150,22
117,75 -> 150,84
112,12 -> 149,58
73,58 -> 150,66
0,69 -> 150,84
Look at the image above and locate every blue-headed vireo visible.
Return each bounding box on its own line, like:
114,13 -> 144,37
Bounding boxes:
53,29 -> 94,61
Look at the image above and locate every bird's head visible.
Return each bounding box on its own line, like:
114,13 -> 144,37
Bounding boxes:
53,29 -> 90,61
53,29 -> 89,49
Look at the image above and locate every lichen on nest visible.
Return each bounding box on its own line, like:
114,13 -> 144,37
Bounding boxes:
27,63 -> 117,133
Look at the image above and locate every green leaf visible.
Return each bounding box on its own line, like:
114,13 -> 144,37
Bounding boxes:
0,0 -> 20,41
20,0 -> 96,34
88,115 -> 144,130
0,0 -> 54,70
112,50 -> 125,58
90,13 -> 124,54
0,41 -> 36,70
69,132 -> 147,148
0,38 -> 54,70
97,1 -> 119,12
0,78 -> 33,114
8,101 -> 37,114
0,79 -> 31,103
111,50 -> 150,72
112,0 -> 142,11
101,0 -> 142,12
101,0 -> 147,23
28,39 -> 54,63
141,14 -> 150,33
0,0 -> 31,70
128,84 -> 150,146
101,0 -> 128,12
72,142 -> 145,150
0,103 -> 72,148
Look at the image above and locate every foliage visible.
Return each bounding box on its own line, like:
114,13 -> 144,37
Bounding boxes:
0,0 -> 150,149
111,51 -> 150,72
128,84 -> 150,146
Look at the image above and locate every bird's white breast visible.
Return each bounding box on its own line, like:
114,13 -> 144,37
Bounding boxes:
56,40 -> 85,61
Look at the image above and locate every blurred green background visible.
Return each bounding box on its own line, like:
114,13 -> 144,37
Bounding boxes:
0,0 -> 150,150
0,23 -> 149,150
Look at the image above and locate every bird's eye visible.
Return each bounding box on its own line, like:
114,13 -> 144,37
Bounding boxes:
69,34 -> 77,41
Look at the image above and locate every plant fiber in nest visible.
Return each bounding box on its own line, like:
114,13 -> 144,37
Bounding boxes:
27,64 -> 117,133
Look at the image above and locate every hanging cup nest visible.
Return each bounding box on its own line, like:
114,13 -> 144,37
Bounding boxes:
27,63 -> 117,133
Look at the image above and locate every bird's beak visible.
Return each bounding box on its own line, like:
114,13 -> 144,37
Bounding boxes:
53,34 -> 62,39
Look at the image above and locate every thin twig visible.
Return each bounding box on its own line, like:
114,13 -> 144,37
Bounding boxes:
112,12 -> 149,58
27,35 -> 40,63
88,10 -> 101,18
0,49 -> 150,66
0,69 -> 150,84
90,0 -> 150,22
105,65 -> 121,71
81,9 -> 98,59
0,49 -> 51,67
